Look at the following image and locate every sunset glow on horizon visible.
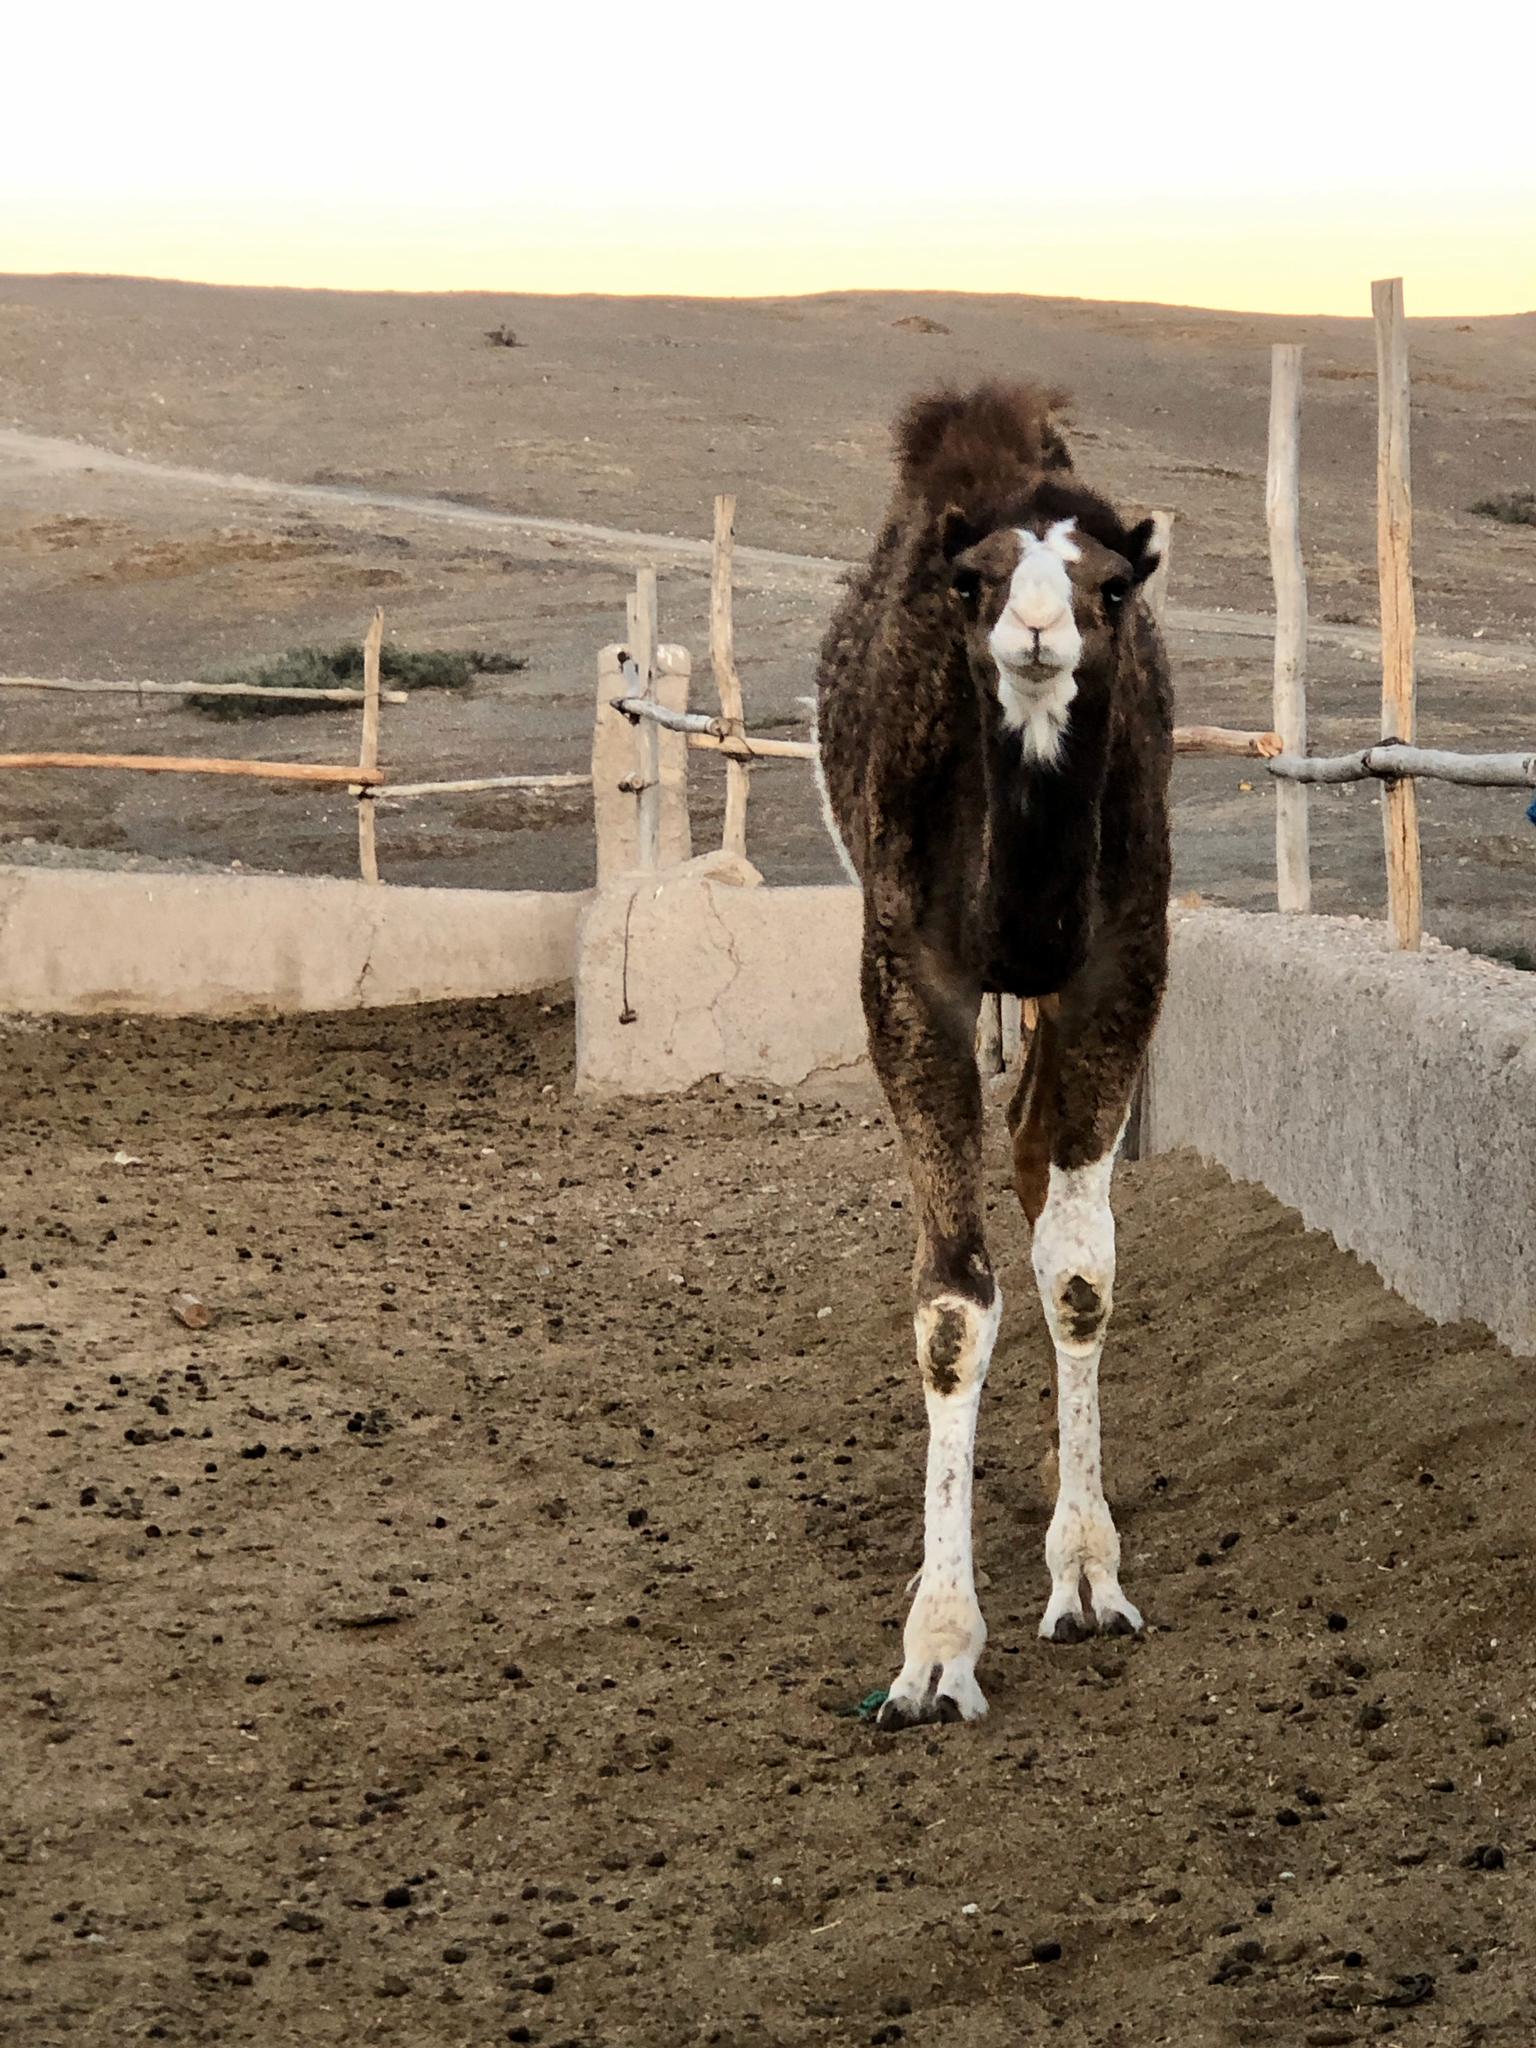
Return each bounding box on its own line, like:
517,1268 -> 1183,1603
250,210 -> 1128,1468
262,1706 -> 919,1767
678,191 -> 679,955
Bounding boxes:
6,2 -> 1533,319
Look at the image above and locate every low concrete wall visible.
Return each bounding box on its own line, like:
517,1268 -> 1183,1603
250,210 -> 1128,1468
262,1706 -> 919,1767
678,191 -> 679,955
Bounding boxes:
0,866 -> 589,1016
576,855 -> 866,1094
1147,910 -> 1536,1358
16,861 -> 1529,1357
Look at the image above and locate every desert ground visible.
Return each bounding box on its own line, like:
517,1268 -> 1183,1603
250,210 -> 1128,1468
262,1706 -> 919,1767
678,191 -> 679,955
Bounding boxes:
2,279 -> 1535,2047
5,995 -> 1536,2048
0,275 -> 1533,956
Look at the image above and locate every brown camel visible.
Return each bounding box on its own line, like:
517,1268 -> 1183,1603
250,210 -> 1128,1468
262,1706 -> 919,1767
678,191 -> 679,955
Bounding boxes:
815,383 -> 1172,1728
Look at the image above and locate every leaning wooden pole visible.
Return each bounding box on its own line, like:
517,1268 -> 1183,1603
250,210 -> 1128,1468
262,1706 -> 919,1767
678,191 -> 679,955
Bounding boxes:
1372,278 -> 1422,950
357,608 -> 384,884
1267,344 -> 1311,912
711,494 -> 751,860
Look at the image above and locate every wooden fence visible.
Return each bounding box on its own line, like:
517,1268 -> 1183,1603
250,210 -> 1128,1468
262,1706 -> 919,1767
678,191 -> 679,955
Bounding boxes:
614,277 -> 1534,965
2,275 -> 1528,918
0,612 -> 592,885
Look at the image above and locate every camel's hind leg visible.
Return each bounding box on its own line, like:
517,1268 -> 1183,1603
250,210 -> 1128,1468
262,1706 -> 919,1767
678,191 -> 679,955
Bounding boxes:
861,929 -> 998,1730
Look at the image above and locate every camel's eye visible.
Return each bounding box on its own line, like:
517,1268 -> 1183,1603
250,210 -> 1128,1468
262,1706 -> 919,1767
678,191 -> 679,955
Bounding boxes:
952,566 -> 982,606
1101,576 -> 1131,611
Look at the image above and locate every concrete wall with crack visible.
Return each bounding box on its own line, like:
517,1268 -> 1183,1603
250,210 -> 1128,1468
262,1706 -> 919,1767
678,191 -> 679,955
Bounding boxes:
0,866 -> 589,1017
575,853 -> 866,1095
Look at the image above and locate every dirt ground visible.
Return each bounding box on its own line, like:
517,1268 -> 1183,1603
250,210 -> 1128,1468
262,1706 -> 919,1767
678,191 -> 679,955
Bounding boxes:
1,277 -> 1533,961
4,995 -> 1535,2048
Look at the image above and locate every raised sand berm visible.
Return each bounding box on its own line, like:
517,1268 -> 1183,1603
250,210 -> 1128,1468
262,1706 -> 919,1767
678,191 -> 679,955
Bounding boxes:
575,869 -> 1534,1356
0,865 -> 589,1015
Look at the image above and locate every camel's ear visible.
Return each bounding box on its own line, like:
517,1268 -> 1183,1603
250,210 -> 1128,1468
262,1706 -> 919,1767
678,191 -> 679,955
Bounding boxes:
939,505 -> 983,562
1122,517 -> 1160,586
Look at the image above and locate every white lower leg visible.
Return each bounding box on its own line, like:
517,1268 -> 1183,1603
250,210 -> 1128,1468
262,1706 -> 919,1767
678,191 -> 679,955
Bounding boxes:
881,1289 -> 1000,1724
1033,1152 -> 1141,1640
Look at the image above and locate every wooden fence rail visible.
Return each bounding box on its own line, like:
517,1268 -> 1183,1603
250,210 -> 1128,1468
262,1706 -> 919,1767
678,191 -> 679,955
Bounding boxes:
0,674 -> 409,705
616,692 -> 1280,765
1269,745 -> 1536,789
0,751 -> 382,785
613,695 -> 817,760
377,772 -> 592,802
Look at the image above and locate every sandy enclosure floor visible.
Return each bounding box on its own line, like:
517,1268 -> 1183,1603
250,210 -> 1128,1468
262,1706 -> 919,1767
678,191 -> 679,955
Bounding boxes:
4,997 -> 1535,2046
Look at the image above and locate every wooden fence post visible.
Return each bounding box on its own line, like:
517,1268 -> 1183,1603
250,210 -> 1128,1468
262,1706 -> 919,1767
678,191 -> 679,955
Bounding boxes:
1000,995 -> 1023,1068
976,994 -> 1003,1076
1143,511 -> 1173,627
711,494 -> 751,860
592,643 -> 637,886
627,570 -> 661,870
357,608 -> 383,884
655,644 -> 693,866
1267,344 -> 1311,913
1372,277 -> 1423,950
592,605 -> 693,887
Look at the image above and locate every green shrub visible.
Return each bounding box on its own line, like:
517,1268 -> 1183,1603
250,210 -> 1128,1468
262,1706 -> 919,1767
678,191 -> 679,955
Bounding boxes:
1469,488 -> 1536,527
189,644 -> 524,717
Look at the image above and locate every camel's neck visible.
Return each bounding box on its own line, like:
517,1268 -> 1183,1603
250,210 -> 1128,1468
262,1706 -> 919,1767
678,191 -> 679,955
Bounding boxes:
966,678 -> 1114,998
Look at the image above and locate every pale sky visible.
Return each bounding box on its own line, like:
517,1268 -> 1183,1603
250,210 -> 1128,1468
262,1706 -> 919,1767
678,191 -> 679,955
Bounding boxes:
6,0 -> 1534,314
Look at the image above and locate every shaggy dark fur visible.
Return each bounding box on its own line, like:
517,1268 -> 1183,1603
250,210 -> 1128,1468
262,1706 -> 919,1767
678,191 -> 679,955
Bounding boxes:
816,382 -> 1173,1300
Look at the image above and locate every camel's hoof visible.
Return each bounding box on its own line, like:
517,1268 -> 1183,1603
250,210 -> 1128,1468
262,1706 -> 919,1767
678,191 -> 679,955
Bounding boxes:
1047,1611 -> 1095,1645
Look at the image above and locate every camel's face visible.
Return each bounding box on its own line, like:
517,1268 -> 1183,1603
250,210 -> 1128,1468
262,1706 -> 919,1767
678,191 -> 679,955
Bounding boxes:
950,519 -> 1145,766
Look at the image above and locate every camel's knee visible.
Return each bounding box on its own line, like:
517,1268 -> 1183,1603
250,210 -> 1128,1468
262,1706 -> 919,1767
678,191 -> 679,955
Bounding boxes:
1032,1158 -> 1116,1354
915,1287 -> 1001,1399
1056,1271 -> 1110,1346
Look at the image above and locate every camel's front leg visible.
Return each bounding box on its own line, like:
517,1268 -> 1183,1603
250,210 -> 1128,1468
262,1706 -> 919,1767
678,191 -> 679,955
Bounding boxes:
879,1287 -> 1001,1727
858,927 -> 999,1729
1032,1147 -> 1143,1641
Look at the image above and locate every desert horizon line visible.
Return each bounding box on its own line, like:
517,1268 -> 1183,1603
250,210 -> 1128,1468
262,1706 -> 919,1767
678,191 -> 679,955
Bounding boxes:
8,268 -> 1534,325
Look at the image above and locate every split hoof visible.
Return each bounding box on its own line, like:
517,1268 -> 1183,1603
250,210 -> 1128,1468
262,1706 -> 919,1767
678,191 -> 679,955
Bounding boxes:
1046,1611 -> 1095,1646
874,1664 -> 987,1731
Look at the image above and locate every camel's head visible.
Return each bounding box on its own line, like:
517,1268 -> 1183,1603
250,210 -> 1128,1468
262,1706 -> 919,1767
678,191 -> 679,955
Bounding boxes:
943,508 -> 1159,767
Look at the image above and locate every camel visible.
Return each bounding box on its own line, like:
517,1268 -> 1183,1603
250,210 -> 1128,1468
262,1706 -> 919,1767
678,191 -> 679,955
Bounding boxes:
815,383 -> 1172,1729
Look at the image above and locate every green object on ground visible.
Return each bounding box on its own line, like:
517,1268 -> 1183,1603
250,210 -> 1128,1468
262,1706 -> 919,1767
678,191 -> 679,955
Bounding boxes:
833,1688 -> 890,1720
